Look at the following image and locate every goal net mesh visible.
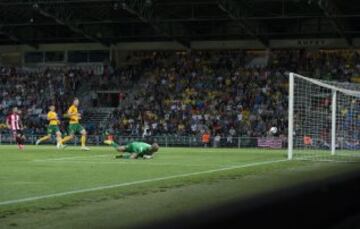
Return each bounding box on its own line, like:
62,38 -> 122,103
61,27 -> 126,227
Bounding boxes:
289,73 -> 360,161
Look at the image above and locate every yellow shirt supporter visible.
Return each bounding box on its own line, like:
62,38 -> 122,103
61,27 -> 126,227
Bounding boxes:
48,111 -> 59,126
68,105 -> 79,124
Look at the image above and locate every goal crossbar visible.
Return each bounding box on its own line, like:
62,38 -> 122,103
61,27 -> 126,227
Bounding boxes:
291,73 -> 360,98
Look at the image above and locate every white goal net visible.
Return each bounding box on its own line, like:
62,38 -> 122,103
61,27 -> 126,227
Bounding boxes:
288,73 -> 360,161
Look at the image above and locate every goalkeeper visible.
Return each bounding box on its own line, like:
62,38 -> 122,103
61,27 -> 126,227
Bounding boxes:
104,139 -> 159,159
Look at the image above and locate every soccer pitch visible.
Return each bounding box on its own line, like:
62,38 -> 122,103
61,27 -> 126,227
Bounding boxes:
1,145 -> 359,228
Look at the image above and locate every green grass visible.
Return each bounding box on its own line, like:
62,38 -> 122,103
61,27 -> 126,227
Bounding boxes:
0,145 -> 360,228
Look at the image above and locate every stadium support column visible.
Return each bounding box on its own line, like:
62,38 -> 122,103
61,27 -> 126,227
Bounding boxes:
331,90 -> 337,155
288,73 -> 294,160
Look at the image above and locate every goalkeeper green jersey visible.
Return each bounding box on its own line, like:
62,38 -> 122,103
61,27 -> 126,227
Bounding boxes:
125,142 -> 152,156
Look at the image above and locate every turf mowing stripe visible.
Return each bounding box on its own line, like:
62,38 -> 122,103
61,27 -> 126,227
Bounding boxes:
33,154 -> 111,162
35,160 -> 218,167
0,159 -> 287,206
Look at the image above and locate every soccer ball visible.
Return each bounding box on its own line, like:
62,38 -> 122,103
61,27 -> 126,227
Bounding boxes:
269,127 -> 278,135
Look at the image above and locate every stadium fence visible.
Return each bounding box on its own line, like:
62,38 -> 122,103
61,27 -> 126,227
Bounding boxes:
0,134 -> 286,149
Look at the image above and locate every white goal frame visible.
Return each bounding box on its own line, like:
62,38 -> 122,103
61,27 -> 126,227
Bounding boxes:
288,72 -> 360,160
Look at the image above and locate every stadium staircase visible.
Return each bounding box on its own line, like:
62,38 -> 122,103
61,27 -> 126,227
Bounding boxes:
76,80 -> 93,108
246,53 -> 269,68
74,75 -> 114,130
82,108 -> 114,130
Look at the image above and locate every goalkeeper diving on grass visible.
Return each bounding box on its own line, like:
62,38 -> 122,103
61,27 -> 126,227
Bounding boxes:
104,139 -> 159,159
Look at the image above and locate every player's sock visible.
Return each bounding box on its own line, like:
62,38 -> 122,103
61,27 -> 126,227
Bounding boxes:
56,136 -> 62,144
56,136 -> 63,148
37,136 -> 50,144
20,137 -> 25,145
16,136 -> 25,150
81,135 -> 86,147
15,136 -> 22,145
61,136 -> 73,144
111,142 -> 120,149
104,139 -> 119,148
122,153 -> 131,159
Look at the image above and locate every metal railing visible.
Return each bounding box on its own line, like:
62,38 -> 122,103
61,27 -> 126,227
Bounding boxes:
0,134 -> 286,148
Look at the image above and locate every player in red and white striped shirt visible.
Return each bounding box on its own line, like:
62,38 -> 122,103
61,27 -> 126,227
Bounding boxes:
6,107 -> 25,150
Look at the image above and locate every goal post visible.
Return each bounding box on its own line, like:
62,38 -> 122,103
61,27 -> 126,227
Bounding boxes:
288,72 -> 294,160
288,72 -> 360,161
331,90 -> 336,156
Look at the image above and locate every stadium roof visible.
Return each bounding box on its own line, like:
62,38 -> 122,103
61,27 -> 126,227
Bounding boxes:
0,0 -> 359,48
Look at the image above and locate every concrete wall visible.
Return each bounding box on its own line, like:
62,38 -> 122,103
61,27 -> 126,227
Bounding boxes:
0,38 -> 355,54
191,40 -> 265,50
270,38 -> 351,49
0,38 -> 357,66
0,43 -> 109,53
115,41 -> 184,50
351,38 -> 360,48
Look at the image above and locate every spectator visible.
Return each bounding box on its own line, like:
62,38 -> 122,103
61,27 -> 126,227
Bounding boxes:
201,132 -> 211,147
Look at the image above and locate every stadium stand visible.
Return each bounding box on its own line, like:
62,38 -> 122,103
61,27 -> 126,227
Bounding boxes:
1,49 -> 360,139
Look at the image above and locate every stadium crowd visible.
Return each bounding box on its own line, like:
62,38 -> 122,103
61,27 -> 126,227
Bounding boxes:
0,66 -> 88,134
107,49 -> 360,138
1,49 -> 360,139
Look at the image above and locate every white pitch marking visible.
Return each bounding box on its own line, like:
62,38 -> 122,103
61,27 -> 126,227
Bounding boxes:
0,159 -> 287,206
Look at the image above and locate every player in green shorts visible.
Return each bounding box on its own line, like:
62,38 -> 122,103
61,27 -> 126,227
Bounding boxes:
104,139 -> 159,159
68,123 -> 84,135
61,98 -> 89,150
36,105 -> 63,149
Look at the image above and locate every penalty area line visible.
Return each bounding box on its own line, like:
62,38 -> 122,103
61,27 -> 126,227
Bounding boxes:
0,159 -> 287,206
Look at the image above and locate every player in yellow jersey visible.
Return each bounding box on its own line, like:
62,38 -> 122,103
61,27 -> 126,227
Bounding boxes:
61,98 -> 90,151
36,105 -> 63,149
